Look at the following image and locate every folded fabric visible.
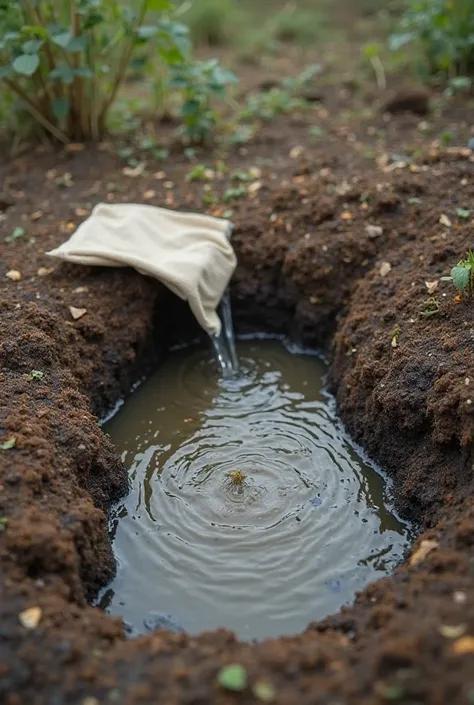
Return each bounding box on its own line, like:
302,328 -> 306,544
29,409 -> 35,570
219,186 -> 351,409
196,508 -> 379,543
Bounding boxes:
46,202 -> 237,335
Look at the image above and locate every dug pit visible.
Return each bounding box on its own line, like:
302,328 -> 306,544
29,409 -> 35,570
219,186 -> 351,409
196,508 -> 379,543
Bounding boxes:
99,338 -> 410,640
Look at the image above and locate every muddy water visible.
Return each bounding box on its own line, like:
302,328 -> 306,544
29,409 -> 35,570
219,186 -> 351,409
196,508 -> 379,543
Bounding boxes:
99,339 -> 411,640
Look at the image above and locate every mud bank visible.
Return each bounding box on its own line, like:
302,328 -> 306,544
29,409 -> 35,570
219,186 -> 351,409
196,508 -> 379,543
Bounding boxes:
1,143 -> 474,704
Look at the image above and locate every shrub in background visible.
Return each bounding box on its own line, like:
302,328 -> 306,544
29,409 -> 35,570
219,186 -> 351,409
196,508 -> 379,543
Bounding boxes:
390,0 -> 474,79
0,0 -> 237,144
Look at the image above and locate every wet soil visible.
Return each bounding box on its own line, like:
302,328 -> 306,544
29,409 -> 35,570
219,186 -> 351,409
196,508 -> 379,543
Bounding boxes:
2,9 -> 474,703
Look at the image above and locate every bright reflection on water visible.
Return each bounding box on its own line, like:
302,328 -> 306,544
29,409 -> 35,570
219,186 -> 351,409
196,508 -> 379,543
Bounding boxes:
98,339 -> 411,640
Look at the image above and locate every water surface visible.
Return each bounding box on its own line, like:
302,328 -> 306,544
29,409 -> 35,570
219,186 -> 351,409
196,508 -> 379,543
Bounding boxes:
99,339 -> 410,640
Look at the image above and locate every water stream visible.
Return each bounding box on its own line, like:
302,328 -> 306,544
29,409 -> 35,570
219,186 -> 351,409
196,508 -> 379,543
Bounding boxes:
210,288 -> 239,378
98,338 -> 411,640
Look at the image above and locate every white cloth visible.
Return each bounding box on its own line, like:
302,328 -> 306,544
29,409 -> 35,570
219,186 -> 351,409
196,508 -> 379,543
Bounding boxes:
46,203 -> 236,335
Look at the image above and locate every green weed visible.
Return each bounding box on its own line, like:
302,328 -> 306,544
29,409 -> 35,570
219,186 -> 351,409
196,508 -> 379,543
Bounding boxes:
441,249 -> 474,296
180,0 -> 243,46
390,0 -> 474,79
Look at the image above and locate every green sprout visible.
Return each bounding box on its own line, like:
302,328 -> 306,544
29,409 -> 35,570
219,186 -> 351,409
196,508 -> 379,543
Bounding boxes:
441,250 -> 474,297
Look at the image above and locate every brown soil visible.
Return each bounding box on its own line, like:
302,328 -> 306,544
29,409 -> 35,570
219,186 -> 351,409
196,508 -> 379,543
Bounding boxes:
2,5 -> 474,703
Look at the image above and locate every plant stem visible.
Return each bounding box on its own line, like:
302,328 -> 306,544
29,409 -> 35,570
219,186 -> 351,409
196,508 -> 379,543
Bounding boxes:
4,79 -> 69,143
370,55 -> 386,91
99,0 -> 149,125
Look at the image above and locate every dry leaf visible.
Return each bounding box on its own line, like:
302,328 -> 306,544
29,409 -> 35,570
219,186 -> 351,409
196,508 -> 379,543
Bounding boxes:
366,225 -> 383,238
65,143 -> 85,153
153,171 -> 166,180
452,636 -> 474,655
249,167 -> 262,179
69,306 -> 87,320
37,267 -> 53,277
439,213 -> 452,227
425,280 -> 439,294
144,190 -> 156,200
74,286 -> 88,294
289,145 -> 304,159
19,606 -> 42,629
340,211 -> 353,221
248,181 -> 262,195
75,207 -> 89,217
380,262 -> 392,277
409,539 -> 439,566
30,210 -> 43,221
391,336 -> 398,348
439,624 -> 466,639
6,270 -> 21,281
122,163 -> 145,178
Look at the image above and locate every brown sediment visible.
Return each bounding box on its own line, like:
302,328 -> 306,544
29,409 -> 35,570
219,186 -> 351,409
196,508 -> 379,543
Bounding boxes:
1,116 -> 474,704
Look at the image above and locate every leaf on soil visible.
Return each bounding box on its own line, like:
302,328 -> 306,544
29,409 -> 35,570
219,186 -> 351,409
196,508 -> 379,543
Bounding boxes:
69,306 -> 87,320
19,606 -> 42,629
439,213 -> 452,227
65,143 -> 85,153
31,210 -> 43,221
252,681 -> 276,702
6,270 -> 22,281
75,207 -> 89,217
0,437 -> 16,450
37,267 -> 53,277
391,335 -> 398,348
340,210 -> 353,221
289,145 -> 303,159
425,280 -> 439,294
366,224 -> 383,238
29,370 -> 44,381
5,226 -> 25,243
380,262 -> 392,277
451,266 -> 471,292
456,208 -> 472,219
0,517 -> 8,532
451,636 -> 474,655
439,624 -> 466,639
409,539 -> 439,566
217,664 -> 247,691
122,163 -> 146,178
144,190 -> 156,200
248,181 -> 262,195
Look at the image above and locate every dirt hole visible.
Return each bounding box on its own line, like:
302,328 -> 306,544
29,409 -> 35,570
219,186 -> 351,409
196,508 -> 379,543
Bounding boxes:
97,336 -> 412,640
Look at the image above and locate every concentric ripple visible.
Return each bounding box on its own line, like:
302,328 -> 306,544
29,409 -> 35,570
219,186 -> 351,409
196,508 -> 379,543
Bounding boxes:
98,339 -> 411,640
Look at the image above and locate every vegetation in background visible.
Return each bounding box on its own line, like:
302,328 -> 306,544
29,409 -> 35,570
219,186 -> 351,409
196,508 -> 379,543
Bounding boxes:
180,0 -> 244,46
390,0 -> 474,80
265,3 -> 324,44
0,0 -> 236,144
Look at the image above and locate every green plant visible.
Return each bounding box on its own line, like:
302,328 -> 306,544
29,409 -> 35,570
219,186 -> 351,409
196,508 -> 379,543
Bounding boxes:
420,296 -> 440,317
180,0 -> 242,46
28,370 -> 45,380
0,1 -> 191,142
170,59 -> 237,143
217,664 -> 247,692
390,0 -> 474,79
266,4 -> 324,45
441,250 -> 474,296
5,226 -> 25,243
363,42 -> 386,89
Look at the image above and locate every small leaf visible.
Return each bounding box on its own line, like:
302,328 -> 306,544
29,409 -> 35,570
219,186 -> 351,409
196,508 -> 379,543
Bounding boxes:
136,25 -> 158,39
409,539 -> 438,566
253,681 -> 276,703
74,67 -> 93,78
380,261 -> 392,277
5,226 -> 25,244
52,30 -> 72,49
29,370 -> 45,381
49,64 -> 75,84
451,265 -> 471,292
22,39 -> 44,54
52,98 -> 70,119
439,624 -> 466,639
6,270 -> 21,281
0,65 -> 14,79
217,664 -> 247,692
69,306 -> 87,320
13,54 -> 40,76
65,35 -> 88,53
456,207 -> 472,219
452,636 -> 474,654
19,606 -> 42,629
0,517 -> 8,532
425,280 -> 439,295
0,437 -> 16,450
